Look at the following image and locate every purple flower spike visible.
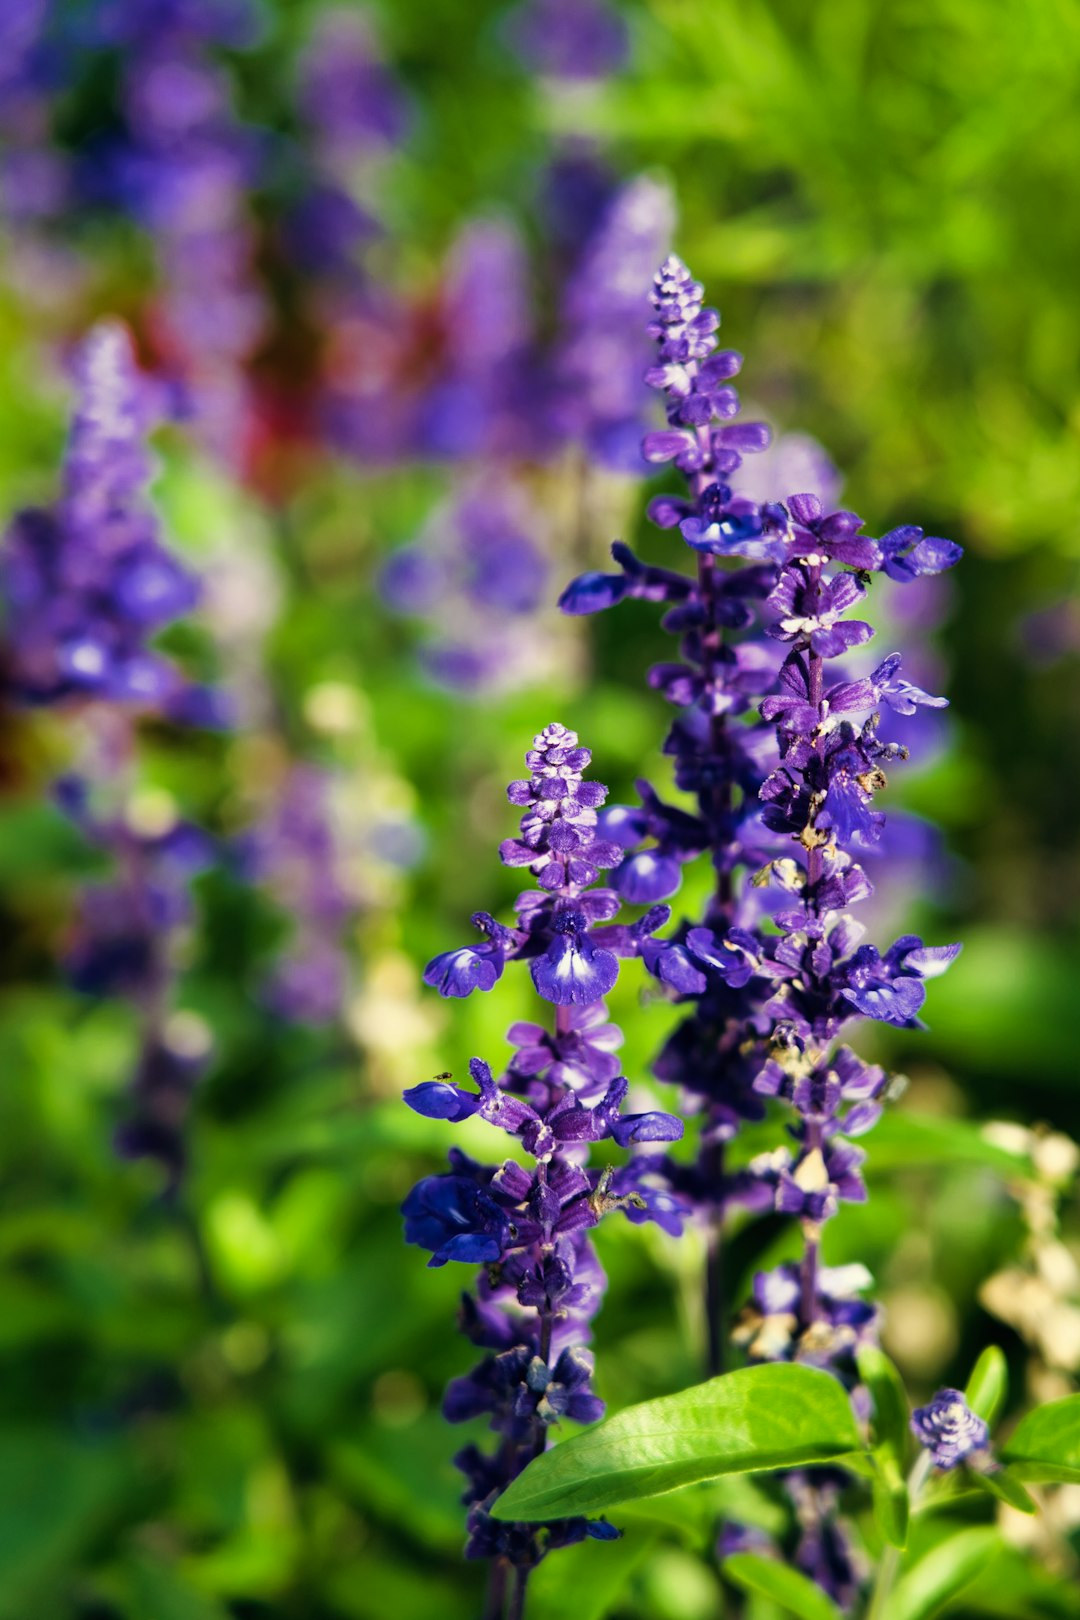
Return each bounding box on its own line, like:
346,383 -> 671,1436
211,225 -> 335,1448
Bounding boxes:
911,1389 -> 990,1470
405,720 -> 682,1576
402,238 -> 966,1594
1,322 -> 216,720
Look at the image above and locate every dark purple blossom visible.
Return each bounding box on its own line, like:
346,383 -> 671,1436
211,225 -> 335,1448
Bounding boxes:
296,8 -> 409,154
424,913 -> 517,1000
531,909 -> 619,1006
787,1471 -> 861,1610
910,1389 -> 990,1470
54,771 -> 215,1189
402,1174 -> 513,1268
840,936 -> 962,1027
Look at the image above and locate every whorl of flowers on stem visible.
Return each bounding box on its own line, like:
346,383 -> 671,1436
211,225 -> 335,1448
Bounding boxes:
910,1388 -> 990,1471
403,725 -> 684,1584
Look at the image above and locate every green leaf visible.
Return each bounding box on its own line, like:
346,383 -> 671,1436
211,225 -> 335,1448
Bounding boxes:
953,1541 -> 1079,1619
0,1429 -> 128,1618
527,1523 -> 658,1620
871,1459 -> 909,1550
857,1348 -> 910,1549
1001,1394 -> 1080,1483
723,1553 -> 842,1620
859,1112 -> 1032,1177
615,1474 -> 783,1547
120,1552 -> 233,1620
491,1364 -> 863,1522
889,1528 -> 1002,1620
965,1346 -> 1009,1427
858,1346 -> 910,1468
970,1468 -> 1037,1515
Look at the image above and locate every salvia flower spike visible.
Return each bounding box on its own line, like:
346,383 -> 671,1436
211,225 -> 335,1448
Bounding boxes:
559,254 -> 963,1608
404,724 -> 684,1605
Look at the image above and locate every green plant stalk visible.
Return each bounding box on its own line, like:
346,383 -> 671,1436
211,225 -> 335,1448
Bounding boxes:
865,1451 -> 933,1620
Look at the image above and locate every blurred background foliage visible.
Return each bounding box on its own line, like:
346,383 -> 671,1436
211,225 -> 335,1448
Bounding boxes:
1,0 -> 1079,1616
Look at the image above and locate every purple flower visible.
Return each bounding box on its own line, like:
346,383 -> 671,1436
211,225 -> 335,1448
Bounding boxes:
424,913 -> 517,999
507,1001 -> 623,1091
870,653 -> 949,715
911,1389 -> 990,1470
238,765 -> 358,1026
841,935 -> 961,1026
879,525 -> 963,582
402,1174 -> 513,1268
560,541 -> 694,617
787,1472 -> 860,1610
556,174 -> 675,471
767,494 -> 883,572
767,565 -> 874,659
114,1021 -> 210,1190
296,8 -> 409,155
514,1348 -> 605,1426
531,909 -> 620,1006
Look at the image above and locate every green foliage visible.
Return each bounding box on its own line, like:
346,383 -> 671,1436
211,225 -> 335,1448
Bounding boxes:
491,1365 -> 862,1521
1002,1395 -> 1080,1484
857,1347 -> 911,1548
965,1345 -> 1009,1427
887,1527 -> 1002,1620
970,1467 -> 1037,1515
723,1553 -> 843,1620
527,1523 -> 659,1620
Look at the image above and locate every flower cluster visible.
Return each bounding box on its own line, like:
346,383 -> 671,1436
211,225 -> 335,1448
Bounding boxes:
0,321 -> 222,724
404,725 -> 684,1599
559,254 -> 963,1607
910,1389 -> 990,1471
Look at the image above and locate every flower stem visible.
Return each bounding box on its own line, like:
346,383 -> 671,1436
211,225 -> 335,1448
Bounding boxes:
704,1140 -> 727,1376
508,1565 -> 530,1620
483,1558 -> 509,1620
864,1452 -> 933,1620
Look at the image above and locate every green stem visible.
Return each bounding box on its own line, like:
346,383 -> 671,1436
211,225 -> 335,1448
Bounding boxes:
865,1452 -> 933,1620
